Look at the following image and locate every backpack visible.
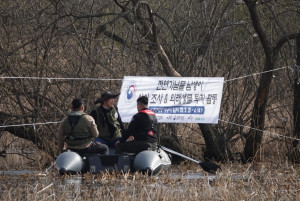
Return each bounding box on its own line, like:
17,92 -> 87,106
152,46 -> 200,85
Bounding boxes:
66,114 -> 84,140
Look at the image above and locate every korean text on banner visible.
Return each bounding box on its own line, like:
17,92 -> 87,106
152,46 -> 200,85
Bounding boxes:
117,76 -> 224,124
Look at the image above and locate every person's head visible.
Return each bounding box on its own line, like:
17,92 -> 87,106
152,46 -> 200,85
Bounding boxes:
72,98 -> 84,111
136,96 -> 148,111
94,91 -> 120,109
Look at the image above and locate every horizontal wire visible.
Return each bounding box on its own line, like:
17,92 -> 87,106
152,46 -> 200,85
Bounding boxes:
219,119 -> 300,141
2,118 -> 299,143
0,64 -> 298,139
224,65 -> 296,82
0,65 -> 296,82
0,76 -> 123,81
0,121 -> 61,128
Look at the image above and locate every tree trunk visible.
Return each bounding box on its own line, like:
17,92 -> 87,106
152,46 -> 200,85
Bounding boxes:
243,0 -> 300,161
294,38 -> 300,140
289,38 -> 300,163
199,124 -> 229,161
243,0 -> 275,161
243,60 -> 275,161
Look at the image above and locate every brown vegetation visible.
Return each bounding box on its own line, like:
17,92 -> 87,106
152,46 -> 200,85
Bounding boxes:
0,162 -> 299,200
0,0 -> 300,167
0,132 -> 51,170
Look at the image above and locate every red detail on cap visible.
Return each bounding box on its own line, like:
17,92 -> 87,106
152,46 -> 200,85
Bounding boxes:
139,109 -> 155,115
147,131 -> 154,136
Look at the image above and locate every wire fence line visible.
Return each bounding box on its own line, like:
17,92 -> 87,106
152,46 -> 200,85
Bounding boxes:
219,119 -> 300,141
0,76 -> 123,82
1,118 -> 298,142
0,64 -> 299,142
224,65 -> 297,82
0,65 -> 297,83
0,121 -> 61,129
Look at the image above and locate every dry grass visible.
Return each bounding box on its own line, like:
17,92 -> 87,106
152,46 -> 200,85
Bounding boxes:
1,129 -> 300,200
0,161 -> 299,201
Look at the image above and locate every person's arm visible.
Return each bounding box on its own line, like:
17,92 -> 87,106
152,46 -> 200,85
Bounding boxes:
119,114 -> 139,142
115,106 -> 125,132
86,115 -> 99,139
118,114 -> 126,133
90,109 -> 97,121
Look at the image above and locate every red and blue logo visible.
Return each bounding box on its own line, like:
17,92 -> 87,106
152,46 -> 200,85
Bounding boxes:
127,85 -> 135,100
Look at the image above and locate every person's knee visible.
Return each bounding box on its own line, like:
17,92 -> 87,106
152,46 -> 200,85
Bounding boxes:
92,142 -> 109,155
101,144 -> 109,155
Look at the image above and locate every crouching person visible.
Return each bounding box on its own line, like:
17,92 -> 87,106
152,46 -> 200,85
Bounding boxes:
115,96 -> 158,154
57,98 -> 108,156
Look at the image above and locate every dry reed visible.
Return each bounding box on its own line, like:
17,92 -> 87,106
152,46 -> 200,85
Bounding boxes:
0,161 -> 299,201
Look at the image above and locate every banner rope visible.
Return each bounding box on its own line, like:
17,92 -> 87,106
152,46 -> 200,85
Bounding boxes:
0,76 -> 122,82
224,65 -> 296,82
0,65 -> 296,83
0,64 -> 298,134
2,119 -> 299,142
218,119 -> 300,141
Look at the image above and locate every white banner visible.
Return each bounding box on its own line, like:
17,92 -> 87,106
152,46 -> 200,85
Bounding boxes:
117,76 -> 224,124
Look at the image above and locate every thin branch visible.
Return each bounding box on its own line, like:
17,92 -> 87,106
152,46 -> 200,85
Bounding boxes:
274,33 -> 300,53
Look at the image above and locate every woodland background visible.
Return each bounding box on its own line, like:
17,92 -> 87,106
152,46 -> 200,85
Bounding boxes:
1,0 -> 300,168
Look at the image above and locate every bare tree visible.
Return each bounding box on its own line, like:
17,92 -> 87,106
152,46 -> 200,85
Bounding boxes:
243,0 -> 300,161
289,38 -> 300,163
294,38 -> 300,140
0,0 -> 128,156
1,0 -> 300,165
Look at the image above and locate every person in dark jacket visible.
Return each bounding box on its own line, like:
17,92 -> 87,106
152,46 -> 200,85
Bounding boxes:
115,96 -> 159,154
57,98 -> 108,156
90,91 -> 125,148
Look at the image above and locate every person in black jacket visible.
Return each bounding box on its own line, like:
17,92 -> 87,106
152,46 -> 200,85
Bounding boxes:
115,96 -> 158,154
